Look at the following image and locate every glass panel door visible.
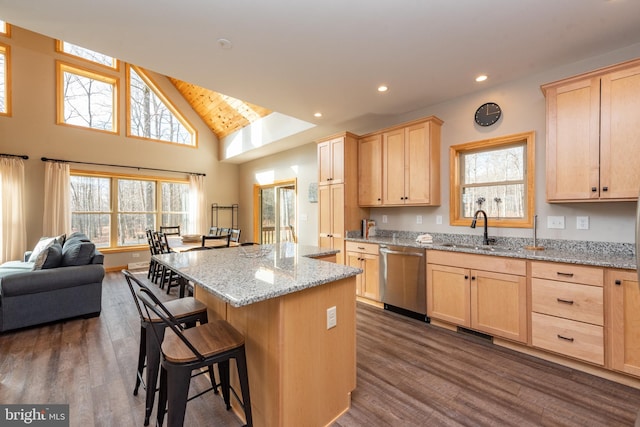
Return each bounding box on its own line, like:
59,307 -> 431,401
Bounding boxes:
258,181 -> 296,244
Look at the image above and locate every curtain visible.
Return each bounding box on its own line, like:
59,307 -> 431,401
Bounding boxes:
42,161 -> 71,236
188,174 -> 207,235
0,157 -> 27,263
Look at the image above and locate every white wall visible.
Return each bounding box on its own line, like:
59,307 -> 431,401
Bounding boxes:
0,27 -> 240,269
238,142 -> 318,245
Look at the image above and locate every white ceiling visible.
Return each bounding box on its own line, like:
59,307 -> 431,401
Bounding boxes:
3,0 -> 640,162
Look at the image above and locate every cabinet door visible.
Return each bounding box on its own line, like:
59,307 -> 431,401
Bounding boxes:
317,137 -> 344,185
361,253 -> 380,301
318,185 -> 333,249
382,128 -> 406,205
358,134 -> 382,206
600,64 -> 640,199
346,251 -> 363,296
426,264 -> 470,327
471,270 -> 527,343
318,184 -> 344,262
405,122 -> 431,205
545,78 -> 600,201
609,269 -> 640,376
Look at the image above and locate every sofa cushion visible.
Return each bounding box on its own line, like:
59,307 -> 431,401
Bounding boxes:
27,237 -> 56,263
61,240 -> 95,266
66,232 -> 90,242
33,240 -> 63,270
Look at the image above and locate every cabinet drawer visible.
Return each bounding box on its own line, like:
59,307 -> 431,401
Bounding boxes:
531,278 -> 603,325
531,312 -> 604,365
345,241 -> 378,255
530,262 -> 603,287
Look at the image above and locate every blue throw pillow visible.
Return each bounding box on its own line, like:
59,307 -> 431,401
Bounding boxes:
61,241 -> 96,266
41,242 -> 63,269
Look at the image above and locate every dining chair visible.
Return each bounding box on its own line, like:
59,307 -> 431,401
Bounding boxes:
202,234 -> 231,248
122,270 -> 213,427
229,229 -> 241,244
137,287 -> 253,427
209,226 -> 219,236
146,229 -> 163,283
154,232 -> 182,294
160,225 -> 181,236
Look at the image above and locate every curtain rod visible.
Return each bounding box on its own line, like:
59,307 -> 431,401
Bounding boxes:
40,157 -> 205,176
1,153 -> 29,159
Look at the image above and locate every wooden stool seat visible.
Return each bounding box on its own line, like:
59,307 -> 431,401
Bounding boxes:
162,320 -> 245,363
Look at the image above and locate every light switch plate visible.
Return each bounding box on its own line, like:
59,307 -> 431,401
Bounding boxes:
416,215 -> 422,224
382,215 -> 388,224
547,216 -> 565,229
327,306 -> 337,329
436,215 -> 443,225
576,216 -> 589,230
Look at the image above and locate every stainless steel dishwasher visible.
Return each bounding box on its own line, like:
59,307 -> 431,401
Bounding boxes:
379,244 -> 427,320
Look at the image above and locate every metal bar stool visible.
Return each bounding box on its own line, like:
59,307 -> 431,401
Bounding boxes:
122,270 -> 214,426
138,287 -> 253,427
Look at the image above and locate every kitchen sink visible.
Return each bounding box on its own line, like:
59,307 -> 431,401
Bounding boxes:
439,243 -> 516,252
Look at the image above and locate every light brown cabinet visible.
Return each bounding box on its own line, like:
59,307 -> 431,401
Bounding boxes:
543,58 -> 640,202
357,134 -> 382,206
427,251 -> 527,343
357,117 -> 442,207
608,269 -> 640,377
317,133 -> 369,264
530,261 -> 604,365
346,241 -> 380,301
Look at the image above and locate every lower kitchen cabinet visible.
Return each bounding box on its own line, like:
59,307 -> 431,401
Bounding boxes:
427,251 -> 527,343
608,269 -> 640,376
346,241 -> 380,301
531,261 -> 604,365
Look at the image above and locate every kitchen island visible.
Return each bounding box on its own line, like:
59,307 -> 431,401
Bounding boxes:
153,243 -> 362,427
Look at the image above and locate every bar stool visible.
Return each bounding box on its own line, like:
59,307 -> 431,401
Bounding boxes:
137,287 -> 253,427
122,270 -> 214,426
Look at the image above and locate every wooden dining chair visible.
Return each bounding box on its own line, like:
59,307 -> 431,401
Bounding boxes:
137,287 -> 253,427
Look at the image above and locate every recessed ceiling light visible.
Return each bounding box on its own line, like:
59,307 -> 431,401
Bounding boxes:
475,75 -> 488,82
217,38 -> 233,49
314,112 -> 322,118
377,85 -> 388,92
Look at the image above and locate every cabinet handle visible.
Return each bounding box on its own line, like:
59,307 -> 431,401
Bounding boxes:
556,272 -> 574,278
591,187 -> 597,192
464,275 -> 469,279
615,279 -> 622,285
377,198 -> 381,201
357,246 -> 365,250
556,298 -> 574,305
602,186 -> 608,192
471,276 -> 476,281
557,334 -> 574,343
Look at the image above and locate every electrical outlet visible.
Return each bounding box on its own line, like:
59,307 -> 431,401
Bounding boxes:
416,215 -> 422,225
382,215 -> 388,223
436,215 -> 443,225
132,253 -> 140,258
576,216 -> 589,230
326,306 -> 337,329
547,216 -> 565,229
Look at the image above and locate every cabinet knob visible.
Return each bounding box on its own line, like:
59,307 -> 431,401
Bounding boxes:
602,186 -> 608,192
464,275 -> 469,280
471,276 -> 476,281
591,187 -> 597,192
377,198 -> 381,201
615,279 -> 622,285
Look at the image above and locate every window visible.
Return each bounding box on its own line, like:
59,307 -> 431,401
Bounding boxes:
56,40 -> 118,69
450,131 -> 535,228
0,20 -> 10,37
0,43 -> 9,116
57,61 -> 118,133
127,65 -> 195,146
71,172 -> 189,249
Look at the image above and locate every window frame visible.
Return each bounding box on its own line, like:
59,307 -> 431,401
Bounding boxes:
126,64 -> 197,147
449,131 -> 535,228
55,40 -> 119,71
70,170 -> 189,252
0,21 -> 10,37
56,60 -> 120,134
0,42 -> 11,117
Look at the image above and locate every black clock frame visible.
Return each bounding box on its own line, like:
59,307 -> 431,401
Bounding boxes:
475,102 -> 501,127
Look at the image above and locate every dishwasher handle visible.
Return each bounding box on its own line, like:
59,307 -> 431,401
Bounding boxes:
379,247 -> 424,257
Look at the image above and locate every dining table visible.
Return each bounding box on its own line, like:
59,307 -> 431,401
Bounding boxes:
152,242 -> 362,426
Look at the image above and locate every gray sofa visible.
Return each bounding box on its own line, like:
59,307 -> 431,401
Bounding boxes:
0,232 -> 105,332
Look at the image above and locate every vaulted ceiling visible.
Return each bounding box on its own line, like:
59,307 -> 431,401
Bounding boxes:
2,1 -> 640,163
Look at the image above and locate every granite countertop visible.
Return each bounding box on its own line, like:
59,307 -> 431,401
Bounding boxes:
347,234 -> 636,270
153,243 -> 362,307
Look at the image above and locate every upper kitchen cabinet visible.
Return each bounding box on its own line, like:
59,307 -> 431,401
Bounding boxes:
543,58 -> 640,202
358,116 -> 442,207
358,134 -> 383,206
318,135 -> 346,186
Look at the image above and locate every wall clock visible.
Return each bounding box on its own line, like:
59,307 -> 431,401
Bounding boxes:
475,102 -> 501,127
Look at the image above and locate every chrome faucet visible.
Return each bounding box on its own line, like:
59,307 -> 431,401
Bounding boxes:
470,209 -> 495,246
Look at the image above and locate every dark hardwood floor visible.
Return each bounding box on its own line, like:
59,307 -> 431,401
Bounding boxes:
2,270 -> 640,426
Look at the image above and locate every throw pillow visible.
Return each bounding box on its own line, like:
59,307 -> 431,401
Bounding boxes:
61,241 -> 96,266
27,237 -> 56,263
32,239 -> 57,270
66,232 -> 90,242
41,242 -> 63,269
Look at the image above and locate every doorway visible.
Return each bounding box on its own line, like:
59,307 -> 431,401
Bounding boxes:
254,180 -> 297,244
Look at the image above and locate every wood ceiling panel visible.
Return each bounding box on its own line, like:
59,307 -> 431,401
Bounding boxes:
170,78 -> 271,139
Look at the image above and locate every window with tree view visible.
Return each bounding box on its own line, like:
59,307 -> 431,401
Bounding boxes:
450,132 -> 535,228
128,65 -> 195,146
0,43 -> 8,115
57,41 -> 117,69
71,173 -> 189,249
